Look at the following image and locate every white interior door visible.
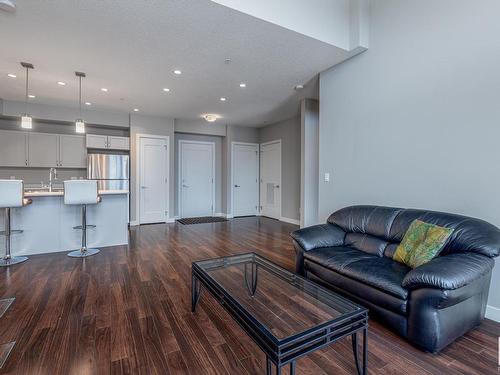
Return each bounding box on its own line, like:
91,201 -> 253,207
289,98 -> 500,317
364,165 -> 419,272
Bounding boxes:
139,136 -> 168,224
233,143 -> 259,217
180,141 -> 214,218
260,140 -> 281,220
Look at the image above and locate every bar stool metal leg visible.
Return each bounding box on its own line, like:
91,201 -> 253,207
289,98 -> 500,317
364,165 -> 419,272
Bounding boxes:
68,205 -> 100,258
0,208 -> 28,267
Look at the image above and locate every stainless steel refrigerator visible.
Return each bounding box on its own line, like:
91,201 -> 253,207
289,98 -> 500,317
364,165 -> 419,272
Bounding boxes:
87,153 -> 130,191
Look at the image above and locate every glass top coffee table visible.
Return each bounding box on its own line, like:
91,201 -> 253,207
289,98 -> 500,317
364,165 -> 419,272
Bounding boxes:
191,253 -> 368,375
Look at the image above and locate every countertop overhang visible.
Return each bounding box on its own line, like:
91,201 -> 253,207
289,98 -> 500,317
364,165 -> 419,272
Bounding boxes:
24,189 -> 129,197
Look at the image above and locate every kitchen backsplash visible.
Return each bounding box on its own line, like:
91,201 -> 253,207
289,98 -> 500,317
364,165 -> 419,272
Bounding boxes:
0,168 -> 86,188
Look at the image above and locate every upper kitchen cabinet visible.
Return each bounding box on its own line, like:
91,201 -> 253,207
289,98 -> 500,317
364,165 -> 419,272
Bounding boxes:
108,136 -> 130,150
86,134 -> 108,149
28,132 -> 59,167
86,134 -> 130,151
0,130 -> 28,167
59,135 -> 86,168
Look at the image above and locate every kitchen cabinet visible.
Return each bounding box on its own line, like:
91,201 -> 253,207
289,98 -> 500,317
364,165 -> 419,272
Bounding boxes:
86,134 -> 108,149
28,133 -> 59,167
86,134 -> 129,150
0,130 -> 86,169
0,130 -> 28,167
108,136 -> 130,150
59,135 -> 86,168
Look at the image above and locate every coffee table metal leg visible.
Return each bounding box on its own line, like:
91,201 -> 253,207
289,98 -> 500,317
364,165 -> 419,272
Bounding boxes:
191,274 -> 201,312
266,356 -> 272,375
289,361 -> 296,375
352,329 -> 368,375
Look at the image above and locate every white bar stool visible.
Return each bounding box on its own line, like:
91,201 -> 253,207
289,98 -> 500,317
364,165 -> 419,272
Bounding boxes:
64,180 -> 101,258
0,180 -> 31,266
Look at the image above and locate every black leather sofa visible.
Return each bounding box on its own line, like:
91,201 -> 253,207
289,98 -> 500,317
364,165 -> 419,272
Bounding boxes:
291,205 -> 500,352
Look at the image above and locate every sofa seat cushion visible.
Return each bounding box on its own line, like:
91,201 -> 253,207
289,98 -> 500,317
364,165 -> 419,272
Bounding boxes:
304,246 -> 411,300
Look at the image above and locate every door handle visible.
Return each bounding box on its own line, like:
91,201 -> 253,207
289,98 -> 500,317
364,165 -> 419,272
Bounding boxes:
141,186 -> 148,189
234,185 -> 240,188
275,185 -> 280,188
182,184 -> 189,188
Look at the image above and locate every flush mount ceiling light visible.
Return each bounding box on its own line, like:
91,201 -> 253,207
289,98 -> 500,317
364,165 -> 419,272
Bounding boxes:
28,94 -> 35,98
162,88 -> 170,92
7,73 -> 16,78
173,70 -> 182,75
57,81 -> 66,86
100,87 -> 108,92
294,84 -> 304,91
220,97 -> 226,102
0,0 -> 16,13
20,62 -> 34,129
133,108 -> 139,112
75,71 -> 86,134
239,83 -> 246,88
85,102 -> 91,106
204,114 -> 218,123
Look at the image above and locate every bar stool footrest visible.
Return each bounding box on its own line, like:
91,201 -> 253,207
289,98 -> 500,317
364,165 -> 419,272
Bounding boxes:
72,225 -> 96,230
0,230 -> 23,236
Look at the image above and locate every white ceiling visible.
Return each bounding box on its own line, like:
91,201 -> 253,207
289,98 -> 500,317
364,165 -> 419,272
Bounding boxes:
0,0 -> 354,126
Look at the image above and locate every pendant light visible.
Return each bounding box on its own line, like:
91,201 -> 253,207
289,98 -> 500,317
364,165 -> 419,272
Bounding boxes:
20,62 -> 34,129
75,71 -> 86,133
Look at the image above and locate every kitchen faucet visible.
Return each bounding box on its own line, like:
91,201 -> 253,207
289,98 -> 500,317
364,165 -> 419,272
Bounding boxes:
49,167 -> 57,192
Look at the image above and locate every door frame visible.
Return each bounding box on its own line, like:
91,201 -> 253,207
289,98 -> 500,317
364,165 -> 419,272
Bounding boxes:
259,139 -> 282,220
135,133 -> 170,225
231,141 -> 260,217
178,140 -> 216,218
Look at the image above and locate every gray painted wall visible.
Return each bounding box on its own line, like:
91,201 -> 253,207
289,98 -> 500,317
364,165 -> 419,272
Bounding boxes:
319,0 -> 500,315
174,133 -> 223,216
300,99 -> 319,227
259,116 -> 301,221
130,114 -> 175,223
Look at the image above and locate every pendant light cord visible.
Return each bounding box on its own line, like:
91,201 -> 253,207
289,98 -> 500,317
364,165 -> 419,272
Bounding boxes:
79,75 -> 82,118
25,66 -> 29,114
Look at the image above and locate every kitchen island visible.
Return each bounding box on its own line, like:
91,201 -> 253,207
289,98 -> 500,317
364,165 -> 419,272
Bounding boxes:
0,190 -> 129,256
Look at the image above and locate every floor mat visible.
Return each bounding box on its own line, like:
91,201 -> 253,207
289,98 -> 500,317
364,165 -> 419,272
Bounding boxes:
177,216 -> 228,225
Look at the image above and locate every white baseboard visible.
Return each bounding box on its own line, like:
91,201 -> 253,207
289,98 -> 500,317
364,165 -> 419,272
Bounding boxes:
486,305 -> 500,322
280,216 -> 300,225
215,213 -> 233,219
166,217 -> 177,223
129,220 -> 139,226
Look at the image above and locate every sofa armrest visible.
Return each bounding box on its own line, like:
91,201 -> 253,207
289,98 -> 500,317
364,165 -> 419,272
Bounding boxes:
402,253 -> 494,290
290,224 -> 345,252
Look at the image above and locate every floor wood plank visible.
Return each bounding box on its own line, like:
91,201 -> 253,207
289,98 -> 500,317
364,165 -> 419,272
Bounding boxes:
0,217 -> 498,374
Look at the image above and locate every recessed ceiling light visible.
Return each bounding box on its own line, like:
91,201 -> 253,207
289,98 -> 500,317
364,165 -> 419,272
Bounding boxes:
173,70 -> 182,75
163,88 -> 170,92
28,94 -> 35,98
133,108 -> 139,112
57,81 -> 66,86
220,97 -> 227,102
204,114 -> 218,122
100,88 -> 108,92
239,83 -> 246,88
7,73 -> 16,78
85,102 -> 92,106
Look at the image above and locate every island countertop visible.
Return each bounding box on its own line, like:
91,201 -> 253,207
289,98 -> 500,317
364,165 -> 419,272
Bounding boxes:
24,189 -> 129,197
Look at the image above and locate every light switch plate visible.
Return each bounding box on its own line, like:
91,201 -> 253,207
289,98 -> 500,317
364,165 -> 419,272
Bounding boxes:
324,173 -> 330,182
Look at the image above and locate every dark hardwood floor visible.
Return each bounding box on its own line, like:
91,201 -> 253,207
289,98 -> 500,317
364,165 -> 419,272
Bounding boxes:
0,217 -> 498,374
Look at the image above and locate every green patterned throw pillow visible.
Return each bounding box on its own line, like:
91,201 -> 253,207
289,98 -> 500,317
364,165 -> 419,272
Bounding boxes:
393,219 -> 454,268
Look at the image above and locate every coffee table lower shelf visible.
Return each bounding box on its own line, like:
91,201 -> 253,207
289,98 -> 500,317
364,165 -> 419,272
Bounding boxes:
191,259 -> 368,375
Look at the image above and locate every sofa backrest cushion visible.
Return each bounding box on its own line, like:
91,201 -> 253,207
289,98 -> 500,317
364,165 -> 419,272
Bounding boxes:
328,205 -> 500,258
